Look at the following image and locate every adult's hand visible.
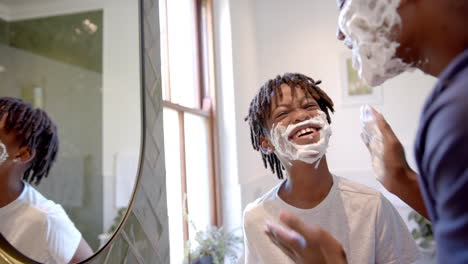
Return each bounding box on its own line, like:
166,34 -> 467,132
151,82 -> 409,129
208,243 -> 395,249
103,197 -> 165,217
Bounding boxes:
360,105 -> 428,218
265,210 -> 347,264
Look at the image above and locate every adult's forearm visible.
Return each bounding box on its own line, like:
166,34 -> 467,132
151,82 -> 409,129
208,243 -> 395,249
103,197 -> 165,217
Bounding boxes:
389,169 -> 429,219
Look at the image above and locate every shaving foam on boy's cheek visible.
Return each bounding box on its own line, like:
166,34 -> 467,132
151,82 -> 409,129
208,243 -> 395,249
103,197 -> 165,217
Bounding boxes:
338,0 -> 413,86
0,140 -> 9,166
269,112 -> 332,169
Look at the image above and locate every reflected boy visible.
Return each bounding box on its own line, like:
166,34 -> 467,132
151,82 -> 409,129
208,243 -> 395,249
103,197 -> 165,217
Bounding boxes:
0,97 -> 92,264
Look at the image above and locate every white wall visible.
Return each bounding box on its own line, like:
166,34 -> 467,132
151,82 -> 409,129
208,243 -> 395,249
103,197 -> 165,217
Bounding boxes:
1,0 -> 141,235
100,0 -> 141,234
212,0 -> 244,233
215,0 -> 437,233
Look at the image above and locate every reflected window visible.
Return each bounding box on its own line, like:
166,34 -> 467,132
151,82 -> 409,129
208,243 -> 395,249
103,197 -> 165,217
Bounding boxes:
160,0 -> 218,263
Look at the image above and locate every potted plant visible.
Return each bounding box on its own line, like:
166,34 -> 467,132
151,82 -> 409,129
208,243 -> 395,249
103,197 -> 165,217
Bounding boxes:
184,225 -> 243,264
98,207 -> 127,246
408,210 -> 435,261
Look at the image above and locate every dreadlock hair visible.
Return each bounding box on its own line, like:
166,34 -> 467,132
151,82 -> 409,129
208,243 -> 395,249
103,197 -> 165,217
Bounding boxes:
245,73 -> 335,179
0,97 -> 59,185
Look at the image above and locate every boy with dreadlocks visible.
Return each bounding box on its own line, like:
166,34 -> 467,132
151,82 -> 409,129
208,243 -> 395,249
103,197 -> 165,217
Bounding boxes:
243,73 -> 419,264
0,97 -> 93,264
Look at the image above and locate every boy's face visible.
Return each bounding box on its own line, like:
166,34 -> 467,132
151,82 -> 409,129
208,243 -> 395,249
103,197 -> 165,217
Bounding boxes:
265,84 -> 322,145
261,83 -> 332,167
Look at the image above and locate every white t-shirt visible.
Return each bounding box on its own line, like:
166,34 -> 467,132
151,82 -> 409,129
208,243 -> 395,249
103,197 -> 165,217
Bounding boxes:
0,182 -> 82,264
243,175 -> 420,264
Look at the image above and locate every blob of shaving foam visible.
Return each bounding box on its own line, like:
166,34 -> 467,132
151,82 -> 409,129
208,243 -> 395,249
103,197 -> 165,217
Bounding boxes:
360,105 -> 385,181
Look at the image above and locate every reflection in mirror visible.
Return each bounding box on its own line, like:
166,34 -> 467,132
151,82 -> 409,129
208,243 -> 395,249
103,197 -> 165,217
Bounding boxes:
0,0 -> 141,263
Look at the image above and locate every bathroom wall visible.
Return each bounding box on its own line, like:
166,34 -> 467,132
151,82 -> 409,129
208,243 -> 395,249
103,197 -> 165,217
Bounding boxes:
8,11 -> 102,73
0,43 -> 13,89
0,18 -> 7,44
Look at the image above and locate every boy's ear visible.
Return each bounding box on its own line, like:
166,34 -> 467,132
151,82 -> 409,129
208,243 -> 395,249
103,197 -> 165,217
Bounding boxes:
259,136 -> 275,155
13,147 -> 35,164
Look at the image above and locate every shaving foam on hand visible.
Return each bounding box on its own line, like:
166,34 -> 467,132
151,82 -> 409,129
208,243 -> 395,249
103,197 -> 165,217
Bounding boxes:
360,105 -> 384,181
266,221 -> 307,249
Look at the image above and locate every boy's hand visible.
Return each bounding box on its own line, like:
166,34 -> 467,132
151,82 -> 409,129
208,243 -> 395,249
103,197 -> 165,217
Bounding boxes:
265,210 -> 347,264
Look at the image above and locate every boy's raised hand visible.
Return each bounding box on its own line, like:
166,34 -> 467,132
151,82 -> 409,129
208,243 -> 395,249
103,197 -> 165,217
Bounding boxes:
265,210 -> 347,264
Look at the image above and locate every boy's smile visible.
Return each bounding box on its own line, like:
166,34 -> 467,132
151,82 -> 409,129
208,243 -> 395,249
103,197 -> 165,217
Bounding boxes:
288,123 -> 322,145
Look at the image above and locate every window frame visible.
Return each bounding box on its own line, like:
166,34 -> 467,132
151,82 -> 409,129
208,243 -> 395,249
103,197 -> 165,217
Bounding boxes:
160,0 -> 221,245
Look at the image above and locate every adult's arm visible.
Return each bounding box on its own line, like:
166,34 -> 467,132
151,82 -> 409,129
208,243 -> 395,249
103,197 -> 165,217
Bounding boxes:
361,106 -> 428,218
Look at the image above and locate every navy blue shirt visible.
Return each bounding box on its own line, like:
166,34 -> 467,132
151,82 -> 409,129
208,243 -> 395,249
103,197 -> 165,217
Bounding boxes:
415,48 -> 468,263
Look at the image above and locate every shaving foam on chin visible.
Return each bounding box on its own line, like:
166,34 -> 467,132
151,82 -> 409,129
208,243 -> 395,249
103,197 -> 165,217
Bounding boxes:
338,0 -> 414,86
360,105 -> 384,181
0,140 -> 9,166
269,111 -> 332,169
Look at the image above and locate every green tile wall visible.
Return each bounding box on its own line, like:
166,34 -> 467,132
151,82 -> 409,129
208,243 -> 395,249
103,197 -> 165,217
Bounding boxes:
7,11 -> 102,73
0,18 -> 7,44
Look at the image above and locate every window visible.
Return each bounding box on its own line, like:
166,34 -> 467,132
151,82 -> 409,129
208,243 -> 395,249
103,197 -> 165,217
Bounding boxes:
160,0 -> 219,262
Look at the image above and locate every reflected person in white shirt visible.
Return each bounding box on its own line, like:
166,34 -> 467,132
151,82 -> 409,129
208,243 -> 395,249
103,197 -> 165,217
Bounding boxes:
0,97 -> 93,264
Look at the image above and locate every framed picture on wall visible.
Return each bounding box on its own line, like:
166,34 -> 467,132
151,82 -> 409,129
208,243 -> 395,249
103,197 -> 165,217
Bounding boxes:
340,52 -> 383,106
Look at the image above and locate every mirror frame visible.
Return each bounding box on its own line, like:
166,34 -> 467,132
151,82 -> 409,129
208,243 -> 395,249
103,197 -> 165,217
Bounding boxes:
0,0 -> 170,262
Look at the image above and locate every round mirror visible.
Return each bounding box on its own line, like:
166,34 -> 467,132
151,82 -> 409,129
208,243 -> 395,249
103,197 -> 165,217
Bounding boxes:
0,0 -> 141,263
